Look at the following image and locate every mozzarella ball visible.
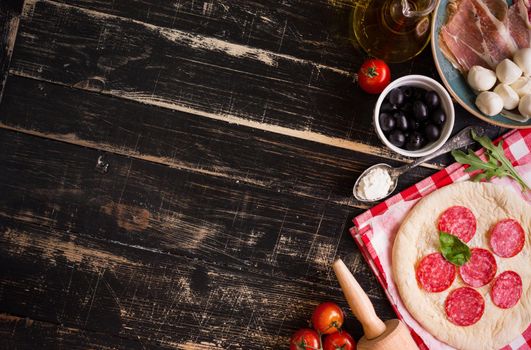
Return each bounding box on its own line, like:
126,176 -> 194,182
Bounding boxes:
467,65 -> 497,91
476,91 -> 504,116
493,84 -> 520,110
510,76 -> 531,97
518,94 -> 531,118
496,59 -> 522,85
514,48 -> 531,77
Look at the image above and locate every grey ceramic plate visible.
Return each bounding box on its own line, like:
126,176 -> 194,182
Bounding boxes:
431,0 -> 531,128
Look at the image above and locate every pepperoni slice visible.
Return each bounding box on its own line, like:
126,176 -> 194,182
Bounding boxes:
445,287 -> 485,326
491,271 -> 522,309
416,253 -> 456,292
458,248 -> 497,287
489,219 -> 525,258
438,206 -> 477,242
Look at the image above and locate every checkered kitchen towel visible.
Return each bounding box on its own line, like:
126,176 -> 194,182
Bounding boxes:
351,129 -> 531,350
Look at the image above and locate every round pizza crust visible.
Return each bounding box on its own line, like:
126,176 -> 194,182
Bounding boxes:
392,182 -> 531,350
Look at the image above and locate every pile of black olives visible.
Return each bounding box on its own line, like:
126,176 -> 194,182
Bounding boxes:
378,86 -> 447,151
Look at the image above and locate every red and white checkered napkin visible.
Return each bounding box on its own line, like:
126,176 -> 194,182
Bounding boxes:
351,129 -> 531,350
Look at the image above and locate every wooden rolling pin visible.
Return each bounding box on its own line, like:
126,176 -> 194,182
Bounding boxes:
332,258 -> 418,350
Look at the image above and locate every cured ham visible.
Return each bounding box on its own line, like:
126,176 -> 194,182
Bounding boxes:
439,0 -> 531,73
507,0 -> 531,48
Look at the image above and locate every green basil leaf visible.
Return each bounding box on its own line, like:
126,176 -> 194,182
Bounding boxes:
439,232 -> 471,266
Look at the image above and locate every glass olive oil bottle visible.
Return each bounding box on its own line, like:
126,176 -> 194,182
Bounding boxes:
351,0 -> 435,63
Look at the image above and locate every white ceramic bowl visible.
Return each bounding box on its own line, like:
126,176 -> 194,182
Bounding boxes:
373,75 -> 455,157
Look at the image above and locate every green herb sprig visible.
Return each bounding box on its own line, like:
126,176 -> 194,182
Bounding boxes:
439,232 -> 470,266
451,130 -> 530,191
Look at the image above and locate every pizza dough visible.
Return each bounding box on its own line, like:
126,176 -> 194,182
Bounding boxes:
392,182 -> 531,350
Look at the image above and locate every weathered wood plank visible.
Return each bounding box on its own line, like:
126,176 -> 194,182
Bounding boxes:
0,128 -> 390,299
0,225 -> 384,348
0,314 -> 145,350
9,0 -> 499,153
53,0 -> 359,71
9,0 -> 471,154
0,1 -> 504,349
0,75 -> 437,205
0,130 -> 394,348
9,0 -> 363,140
0,0 -> 24,102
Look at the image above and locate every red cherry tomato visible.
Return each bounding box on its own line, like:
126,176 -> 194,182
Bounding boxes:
311,302 -> 344,335
323,331 -> 357,350
290,328 -> 321,350
357,58 -> 391,94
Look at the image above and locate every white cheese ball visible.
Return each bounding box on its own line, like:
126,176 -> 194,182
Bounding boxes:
496,59 -> 522,85
510,76 -> 531,97
514,48 -> 531,77
493,84 -> 520,110
476,91 -> 504,116
467,65 -> 497,91
518,94 -> 531,118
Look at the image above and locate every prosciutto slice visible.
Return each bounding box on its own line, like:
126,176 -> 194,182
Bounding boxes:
507,0 -> 531,48
439,0 -> 530,73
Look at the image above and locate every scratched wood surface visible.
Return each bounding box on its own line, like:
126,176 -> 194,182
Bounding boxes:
0,0 -> 501,349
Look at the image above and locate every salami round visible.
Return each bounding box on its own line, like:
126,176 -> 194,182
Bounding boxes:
491,271 -> 523,309
438,206 -> 477,242
445,287 -> 485,326
458,248 -> 497,287
416,253 -> 456,292
489,219 -> 525,258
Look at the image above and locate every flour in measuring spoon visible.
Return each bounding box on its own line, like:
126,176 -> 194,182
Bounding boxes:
357,167 -> 393,200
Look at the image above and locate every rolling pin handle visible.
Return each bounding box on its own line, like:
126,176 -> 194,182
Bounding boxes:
332,258 -> 387,340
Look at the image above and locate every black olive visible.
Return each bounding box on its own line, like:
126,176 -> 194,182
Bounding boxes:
413,100 -> 429,121
412,87 -> 425,100
380,101 -> 396,113
379,112 -> 395,133
388,88 -> 405,106
401,86 -> 413,99
393,111 -> 409,131
430,108 -> 446,125
424,90 -> 440,110
389,130 -> 406,147
402,101 -> 413,114
405,132 -> 426,150
407,117 -> 420,131
424,124 -> 441,141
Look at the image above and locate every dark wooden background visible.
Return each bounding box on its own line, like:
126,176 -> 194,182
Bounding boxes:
0,0 -> 499,348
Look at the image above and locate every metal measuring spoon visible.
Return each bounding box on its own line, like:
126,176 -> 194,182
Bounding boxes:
353,126 -> 488,202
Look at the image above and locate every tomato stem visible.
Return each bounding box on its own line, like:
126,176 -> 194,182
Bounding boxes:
295,337 -> 323,350
365,66 -> 379,78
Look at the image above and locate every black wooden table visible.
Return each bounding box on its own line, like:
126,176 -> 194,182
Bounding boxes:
0,0 -> 501,348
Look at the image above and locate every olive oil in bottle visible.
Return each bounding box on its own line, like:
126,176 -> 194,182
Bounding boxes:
352,0 -> 435,63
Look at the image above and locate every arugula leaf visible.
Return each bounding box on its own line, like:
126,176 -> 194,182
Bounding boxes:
451,130 -> 530,191
473,132 -> 529,189
439,232 -> 471,266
